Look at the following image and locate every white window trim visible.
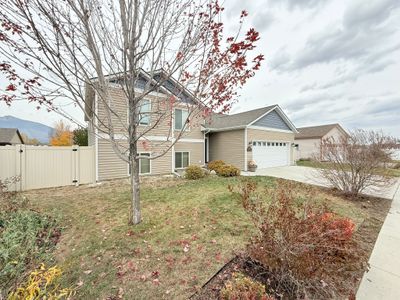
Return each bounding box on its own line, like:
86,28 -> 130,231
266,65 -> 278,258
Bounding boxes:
174,108 -> 190,132
139,152 -> 151,175
127,152 -> 152,175
139,99 -> 151,126
174,151 -> 190,169
252,140 -> 291,146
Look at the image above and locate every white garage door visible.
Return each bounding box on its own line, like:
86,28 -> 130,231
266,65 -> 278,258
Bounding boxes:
252,141 -> 290,168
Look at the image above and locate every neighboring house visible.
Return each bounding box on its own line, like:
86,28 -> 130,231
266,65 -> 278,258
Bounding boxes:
391,143 -> 400,161
295,123 -> 348,160
0,128 -> 24,146
85,72 -> 298,181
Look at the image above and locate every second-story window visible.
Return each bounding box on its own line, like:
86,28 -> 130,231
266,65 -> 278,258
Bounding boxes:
174,108 -> 189,130
139,99 -> 151,125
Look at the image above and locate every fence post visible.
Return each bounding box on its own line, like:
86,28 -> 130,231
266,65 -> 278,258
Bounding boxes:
14,144 -> 26,191
72,145 -> 79,186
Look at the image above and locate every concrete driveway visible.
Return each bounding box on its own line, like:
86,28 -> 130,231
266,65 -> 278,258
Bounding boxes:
242,165 -> 399,200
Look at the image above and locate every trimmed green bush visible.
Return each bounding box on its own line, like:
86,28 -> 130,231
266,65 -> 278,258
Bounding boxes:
185,165 -> 206,180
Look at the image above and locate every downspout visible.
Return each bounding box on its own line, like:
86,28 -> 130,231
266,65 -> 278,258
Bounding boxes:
204,129 -> 210,165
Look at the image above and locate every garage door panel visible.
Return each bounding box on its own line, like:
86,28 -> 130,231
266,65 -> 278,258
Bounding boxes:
252,141 -> 289,168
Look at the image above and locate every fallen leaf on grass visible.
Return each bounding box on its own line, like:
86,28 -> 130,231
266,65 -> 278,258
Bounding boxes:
84,270 -> 92,275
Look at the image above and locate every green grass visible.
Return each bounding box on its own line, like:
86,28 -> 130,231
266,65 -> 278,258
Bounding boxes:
23,176 -> 374,299
297,160 -> 400,177
0,201 -> 59,295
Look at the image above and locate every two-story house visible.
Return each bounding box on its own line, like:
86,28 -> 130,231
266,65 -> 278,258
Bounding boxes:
85,70 -> 298,181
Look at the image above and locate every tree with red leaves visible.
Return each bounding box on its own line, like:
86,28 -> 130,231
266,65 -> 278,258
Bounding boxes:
0,0 -> 264,225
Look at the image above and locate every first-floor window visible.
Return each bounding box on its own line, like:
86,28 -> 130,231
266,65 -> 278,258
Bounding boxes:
175,151 -> 189,169
139,153 -> 151,174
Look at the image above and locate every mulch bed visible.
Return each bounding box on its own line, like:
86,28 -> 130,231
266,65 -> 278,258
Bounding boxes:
191,255 -> 288,300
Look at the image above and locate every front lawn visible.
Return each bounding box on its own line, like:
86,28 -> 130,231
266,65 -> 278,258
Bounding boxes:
22,176 -> 390,299
297,159 -> 400,177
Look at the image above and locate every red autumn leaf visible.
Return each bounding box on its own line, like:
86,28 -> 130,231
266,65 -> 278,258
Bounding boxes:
176,51 -> 183,60
246,28 -> 260,42
5,84 -> 16,91
234,56 -> 247,70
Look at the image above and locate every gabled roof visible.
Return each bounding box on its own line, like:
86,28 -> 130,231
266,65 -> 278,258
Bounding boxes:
0,128 -> 24,144
295,123 -> 347,139
206,105 -> 276,129
204,104 -> 298,133
84,69 -> 198,121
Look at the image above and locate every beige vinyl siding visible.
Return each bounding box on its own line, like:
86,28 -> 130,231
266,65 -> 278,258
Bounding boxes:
323,127 -> 345,141
138,93 -> 174,137
247,128 -> 295,165
97,87 -> 128,134
138,142 -> 172,175
174,141 -> 204,168
175,122 -> 204,139
94,85 -> 206,179
97,139 -> 128,181
295,138 -> 321,160
173,104 -> 205,140
209,129 -> 245,170
10,133 -> 23,144
97,87 -> 175,137
98,138 -> 173,180
96,87 -> 207,139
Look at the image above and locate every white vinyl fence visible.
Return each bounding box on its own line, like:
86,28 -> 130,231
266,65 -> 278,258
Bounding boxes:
0,145 -> 95,191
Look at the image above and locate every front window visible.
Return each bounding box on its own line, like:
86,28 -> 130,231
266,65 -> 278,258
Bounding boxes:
175,151 -> 189,169
174,109 -> 189,130
139,99 -> 151,125
139,153 -> 151,174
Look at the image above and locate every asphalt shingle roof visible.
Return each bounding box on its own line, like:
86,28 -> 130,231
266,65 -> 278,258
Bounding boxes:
295,124 -> 340,139
204,105 -> 278,130
0,128 -> 23,144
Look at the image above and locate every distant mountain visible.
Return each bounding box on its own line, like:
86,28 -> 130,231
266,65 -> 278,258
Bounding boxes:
0,115 -> 54,144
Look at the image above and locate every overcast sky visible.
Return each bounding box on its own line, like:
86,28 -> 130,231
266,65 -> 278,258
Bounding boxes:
1,0 -> 399,137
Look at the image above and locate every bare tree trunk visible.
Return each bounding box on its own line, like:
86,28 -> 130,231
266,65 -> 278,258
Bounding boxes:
129,155 -> 141,225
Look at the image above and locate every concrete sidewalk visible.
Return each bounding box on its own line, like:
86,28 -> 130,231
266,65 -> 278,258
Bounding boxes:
356,182 -> 400,299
